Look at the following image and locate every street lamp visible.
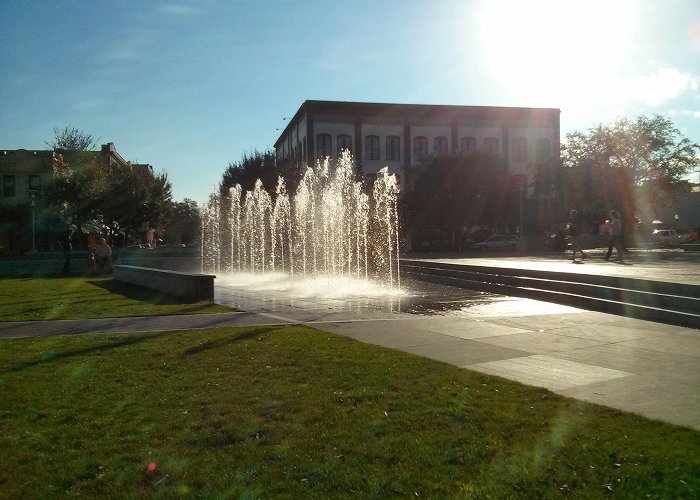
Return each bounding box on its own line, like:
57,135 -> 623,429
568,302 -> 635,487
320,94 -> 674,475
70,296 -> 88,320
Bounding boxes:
29,190 -> 37,253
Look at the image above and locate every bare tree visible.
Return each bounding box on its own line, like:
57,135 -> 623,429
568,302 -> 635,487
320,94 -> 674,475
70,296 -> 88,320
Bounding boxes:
46,125 -> 97,151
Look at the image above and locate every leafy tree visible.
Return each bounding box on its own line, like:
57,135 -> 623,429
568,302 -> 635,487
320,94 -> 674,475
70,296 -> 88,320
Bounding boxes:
166,198 -> 200,245
145,172 -> 173,230
43,127 -> 105,238
221,150 -> 278,194
403,152 -> 512,248
220,149 -> 303,198
563,115 -> 699,185
533,115 -> 699,229
46,125 -> 97,151
100,167 -> 173,246
44,151 -> 108,233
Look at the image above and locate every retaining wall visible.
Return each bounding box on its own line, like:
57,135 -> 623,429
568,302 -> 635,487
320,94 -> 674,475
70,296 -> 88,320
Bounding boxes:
113,265 -> 215,302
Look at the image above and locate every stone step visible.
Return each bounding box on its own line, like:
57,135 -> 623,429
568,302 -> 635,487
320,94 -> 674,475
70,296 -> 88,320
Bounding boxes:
401,260 -> 700,329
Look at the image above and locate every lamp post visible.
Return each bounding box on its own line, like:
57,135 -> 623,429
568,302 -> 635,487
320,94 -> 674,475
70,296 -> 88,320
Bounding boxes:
29,190 -> 37,253
519,181 -> 524,237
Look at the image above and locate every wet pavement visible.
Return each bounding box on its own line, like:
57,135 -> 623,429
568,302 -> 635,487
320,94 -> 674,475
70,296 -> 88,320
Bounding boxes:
410,247 -> 700,286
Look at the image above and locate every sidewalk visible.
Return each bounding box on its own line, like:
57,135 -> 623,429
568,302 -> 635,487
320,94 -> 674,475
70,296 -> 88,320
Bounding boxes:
1,252 -> 699,430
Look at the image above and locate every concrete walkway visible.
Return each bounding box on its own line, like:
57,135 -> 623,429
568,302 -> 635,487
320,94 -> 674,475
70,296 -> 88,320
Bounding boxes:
1,250 -> 699,430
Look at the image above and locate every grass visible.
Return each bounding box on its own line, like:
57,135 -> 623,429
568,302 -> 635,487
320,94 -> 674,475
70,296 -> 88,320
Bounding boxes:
0,276 -> 233,321
1,325 -> 698,498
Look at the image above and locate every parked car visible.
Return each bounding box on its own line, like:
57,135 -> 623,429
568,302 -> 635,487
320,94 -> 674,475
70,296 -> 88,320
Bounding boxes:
471,234 -> 519,252
652,229 -> 678,247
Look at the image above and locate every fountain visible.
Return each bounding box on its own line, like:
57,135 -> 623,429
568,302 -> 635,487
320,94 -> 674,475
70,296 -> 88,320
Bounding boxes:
201,151 -> 401,297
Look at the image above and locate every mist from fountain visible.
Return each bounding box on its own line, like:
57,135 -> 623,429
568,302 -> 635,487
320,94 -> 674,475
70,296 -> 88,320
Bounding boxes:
201,151 -> 401,296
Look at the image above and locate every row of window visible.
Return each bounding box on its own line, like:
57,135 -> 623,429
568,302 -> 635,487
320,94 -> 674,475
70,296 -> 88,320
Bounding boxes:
2,174 -> 40,198
314,134 -> 551,162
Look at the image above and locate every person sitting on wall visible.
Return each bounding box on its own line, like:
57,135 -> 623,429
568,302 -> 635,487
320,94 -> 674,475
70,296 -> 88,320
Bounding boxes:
95,237 -> 112,274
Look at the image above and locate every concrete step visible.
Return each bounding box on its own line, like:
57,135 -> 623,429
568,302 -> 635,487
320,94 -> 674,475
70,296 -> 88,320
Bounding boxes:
401,260 -> 700,329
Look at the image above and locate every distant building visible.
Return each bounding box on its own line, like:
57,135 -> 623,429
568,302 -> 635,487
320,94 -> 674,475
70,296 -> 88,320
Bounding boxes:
0,143 -> 131,208
0,143 -> 148,254
274,100 -> 561,191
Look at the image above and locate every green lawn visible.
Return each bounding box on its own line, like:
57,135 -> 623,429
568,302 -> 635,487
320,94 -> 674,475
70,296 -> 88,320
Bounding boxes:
1,325 -> 697,498
0,276 -> 233,321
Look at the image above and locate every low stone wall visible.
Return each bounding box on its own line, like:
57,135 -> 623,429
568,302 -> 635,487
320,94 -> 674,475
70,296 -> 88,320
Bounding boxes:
113,265 -> 215,302
117,255 -> 201,272
0,249 -> 201,276
0,252 -> 89,276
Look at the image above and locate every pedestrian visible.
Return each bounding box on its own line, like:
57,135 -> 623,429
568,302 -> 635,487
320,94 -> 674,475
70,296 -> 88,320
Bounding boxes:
86,251 -> 96,276
58,226 -> 74,275
566,209 -> 586,262
95,237 -> 112,273
603,210 -> 625,263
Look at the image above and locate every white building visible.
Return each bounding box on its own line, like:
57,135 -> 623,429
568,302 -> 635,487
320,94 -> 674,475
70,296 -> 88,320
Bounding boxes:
274,100 -> 560,191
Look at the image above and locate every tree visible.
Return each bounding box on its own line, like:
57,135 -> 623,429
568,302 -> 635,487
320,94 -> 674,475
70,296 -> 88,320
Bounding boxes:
46,125 -> 97,151
43,126 -> 105,237
403,152 -> 512,249
220,149 -> 304,199
144,172 -> 173,230
44,151 -> 108,232
532,115 -> 700,230
166,198 -> 200,245
100,167 -> 173,245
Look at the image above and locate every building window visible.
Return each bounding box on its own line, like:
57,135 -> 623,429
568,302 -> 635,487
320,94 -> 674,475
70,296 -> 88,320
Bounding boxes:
434,136 -> 448,155
316,133 -> 332,158
484,137 -> 500,152
386,135 -> 400,161
337,134 -> 352,156
28,175 -> 41,191
512,137 -> 527,161
303,137 -> 307,162
535,138 -> 551,161
365,135 -> 380,160
413,136 -> 428,160
3,175 -> 16,197
460,137 -> 476,152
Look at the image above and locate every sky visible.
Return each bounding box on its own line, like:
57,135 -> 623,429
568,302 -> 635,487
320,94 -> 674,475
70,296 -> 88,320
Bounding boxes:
1,0 -> 699,205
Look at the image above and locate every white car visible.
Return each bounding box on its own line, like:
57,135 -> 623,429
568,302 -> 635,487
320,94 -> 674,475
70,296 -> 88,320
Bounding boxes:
652,229 -> 678,247
471,234 -> 519,252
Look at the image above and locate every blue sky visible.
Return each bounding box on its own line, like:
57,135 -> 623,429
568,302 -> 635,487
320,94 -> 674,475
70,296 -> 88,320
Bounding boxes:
2,0 -> 699,204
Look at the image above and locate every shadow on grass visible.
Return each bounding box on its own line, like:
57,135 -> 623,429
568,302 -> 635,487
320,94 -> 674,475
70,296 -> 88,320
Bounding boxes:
7,332 -> 170,373
182,326 -> 281,357
87,278 -> 194,305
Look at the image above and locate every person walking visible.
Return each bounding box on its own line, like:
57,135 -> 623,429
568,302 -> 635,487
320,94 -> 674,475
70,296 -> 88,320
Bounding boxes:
58,226 -> 74,275
603,210 -> 625,263
566,209 -> 586,262
95,237 -> 112,273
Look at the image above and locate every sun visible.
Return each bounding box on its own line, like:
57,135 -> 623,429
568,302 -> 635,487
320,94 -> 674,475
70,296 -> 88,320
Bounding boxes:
478,0 -> 634,107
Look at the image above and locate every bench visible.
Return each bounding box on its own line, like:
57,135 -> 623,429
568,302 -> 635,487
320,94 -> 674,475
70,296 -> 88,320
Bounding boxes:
113,265 -> 215,302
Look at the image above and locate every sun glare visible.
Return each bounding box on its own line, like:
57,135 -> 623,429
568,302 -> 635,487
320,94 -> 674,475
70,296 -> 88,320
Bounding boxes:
478,0 -> 634,107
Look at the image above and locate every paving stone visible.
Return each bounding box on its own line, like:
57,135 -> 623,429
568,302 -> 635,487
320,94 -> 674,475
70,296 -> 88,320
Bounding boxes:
470,330 -> 606,354
545,343 -> 698,374
469,355 -> 631,391
401,339 -> 533,366
423,318 -> 531,339
558,373 -> 700,430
